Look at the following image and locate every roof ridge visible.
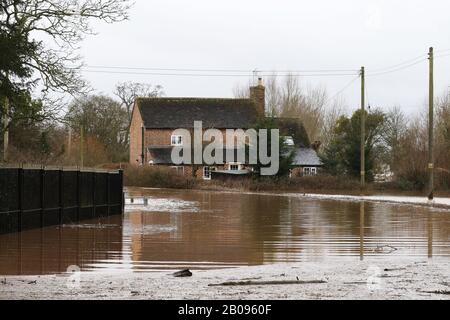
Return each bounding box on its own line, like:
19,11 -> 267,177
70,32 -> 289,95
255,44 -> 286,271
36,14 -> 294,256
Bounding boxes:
136,97 -> 251,101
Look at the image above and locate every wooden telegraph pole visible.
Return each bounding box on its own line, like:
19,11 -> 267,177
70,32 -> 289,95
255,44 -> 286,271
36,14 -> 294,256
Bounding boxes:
360,66 -> 366,190
428,47 -> 434,200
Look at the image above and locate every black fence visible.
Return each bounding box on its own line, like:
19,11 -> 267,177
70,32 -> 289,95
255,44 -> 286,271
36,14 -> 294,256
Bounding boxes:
0,166 -> 124,234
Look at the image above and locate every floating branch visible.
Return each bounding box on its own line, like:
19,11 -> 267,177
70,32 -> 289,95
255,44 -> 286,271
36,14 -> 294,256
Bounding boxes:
208,279 -> 327,287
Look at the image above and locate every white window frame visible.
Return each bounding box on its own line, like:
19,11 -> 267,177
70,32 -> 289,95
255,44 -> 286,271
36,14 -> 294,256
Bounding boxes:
170,166 -> 184,175
303,167 -> 317,176
203,166 -> 216,180
228,162 -> 242,171
171,135 -> 183,146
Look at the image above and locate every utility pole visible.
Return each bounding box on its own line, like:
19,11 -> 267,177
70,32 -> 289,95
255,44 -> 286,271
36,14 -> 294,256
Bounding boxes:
428,47 -> 434,200
360,66 -> 366,190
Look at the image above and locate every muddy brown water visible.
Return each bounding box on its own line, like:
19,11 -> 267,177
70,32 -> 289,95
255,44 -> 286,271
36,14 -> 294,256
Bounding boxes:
0,188 -> 449,275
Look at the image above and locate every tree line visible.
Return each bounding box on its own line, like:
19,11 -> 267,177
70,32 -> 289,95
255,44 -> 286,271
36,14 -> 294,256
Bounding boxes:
235,75 -> 450,191
0,0 -> 139,166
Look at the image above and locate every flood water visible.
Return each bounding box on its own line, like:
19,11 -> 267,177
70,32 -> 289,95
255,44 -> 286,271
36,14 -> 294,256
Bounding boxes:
0,188 -> 449,275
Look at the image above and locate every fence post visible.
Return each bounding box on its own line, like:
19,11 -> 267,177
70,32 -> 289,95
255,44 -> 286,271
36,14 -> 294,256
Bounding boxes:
17,167 -> 23,233
92,171 -> 96,219
119,169 -> 124,213
40,166 -> 45,228
77,168 -> 81,222
59,168 -> 64,225
106,172 -> 111,216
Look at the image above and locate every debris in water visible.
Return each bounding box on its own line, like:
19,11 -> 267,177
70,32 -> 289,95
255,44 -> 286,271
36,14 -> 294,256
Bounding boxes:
373,245 -> 398,254
419,290 -> 450,295
208,279 -> 327,286
173,269 -> 193,277
384,267 -> 407,272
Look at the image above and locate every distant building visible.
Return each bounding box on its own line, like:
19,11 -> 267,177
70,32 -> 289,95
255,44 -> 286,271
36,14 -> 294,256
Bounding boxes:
129,79 -> 322,179
290,147 -> 323,177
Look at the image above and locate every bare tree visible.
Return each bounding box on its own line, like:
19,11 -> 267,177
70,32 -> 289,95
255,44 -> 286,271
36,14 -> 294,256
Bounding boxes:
1,0 -> 133,95
66,95 -> 129,163
321,96 -> 347,148
114,82 -> 164,147
232,82 -> 250,99
232,77 -> 281,117
114,82 -> 164,121
233,74 -> 330,143
265,75 -> 281,116
381,106 -> 408,173
279,74 -> 304,117
1,0 -> 133,160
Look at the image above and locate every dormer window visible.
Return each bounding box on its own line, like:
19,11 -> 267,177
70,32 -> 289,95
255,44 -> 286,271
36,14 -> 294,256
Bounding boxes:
171,135 -> 183,146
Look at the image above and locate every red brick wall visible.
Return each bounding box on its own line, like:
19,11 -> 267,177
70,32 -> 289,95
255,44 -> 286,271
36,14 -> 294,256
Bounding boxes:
129,104 -> 144,165
291,167 -> 304,177
144,129 -> 177,146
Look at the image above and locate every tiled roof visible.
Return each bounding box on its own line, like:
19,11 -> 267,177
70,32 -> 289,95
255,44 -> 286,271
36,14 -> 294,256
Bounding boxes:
291,148 -> 323,166
137,97 -> 258,129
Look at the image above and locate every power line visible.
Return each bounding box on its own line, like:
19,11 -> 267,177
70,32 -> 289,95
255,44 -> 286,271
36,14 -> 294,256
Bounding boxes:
435,48 -> 450,54
326,75 -> 360,104
369,54 -> 426,73
76,49 -> 449,80
83,65 -> 358,73
366,58 -> 427,77
80,69 -> 358,77
83,66 -> 252,73
436,52 -> 450,59
366,50 -> 450,77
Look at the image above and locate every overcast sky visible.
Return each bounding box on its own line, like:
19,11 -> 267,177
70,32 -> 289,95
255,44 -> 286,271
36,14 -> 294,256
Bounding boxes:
80,0 -> 450,115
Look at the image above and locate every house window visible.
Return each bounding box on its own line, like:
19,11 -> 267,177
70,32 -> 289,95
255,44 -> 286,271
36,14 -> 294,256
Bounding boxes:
303,167 -> 317,176
171,135 -> 183,146
171,166 -> 184,175
203,166 -> 216,180
228,163 -> 242,171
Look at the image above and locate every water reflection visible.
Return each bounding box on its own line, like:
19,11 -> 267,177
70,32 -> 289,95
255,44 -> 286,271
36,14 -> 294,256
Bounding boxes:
0,188 -> 449,275
360,201 -> 365,261
0,216 -> 123,275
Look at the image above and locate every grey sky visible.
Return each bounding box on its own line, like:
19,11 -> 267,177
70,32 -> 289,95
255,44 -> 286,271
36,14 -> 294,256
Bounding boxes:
80,0 -> 450,115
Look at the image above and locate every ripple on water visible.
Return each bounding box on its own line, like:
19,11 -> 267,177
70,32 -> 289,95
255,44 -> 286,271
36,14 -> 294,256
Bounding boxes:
130,224 -> 177,235
125,197 -> 199,213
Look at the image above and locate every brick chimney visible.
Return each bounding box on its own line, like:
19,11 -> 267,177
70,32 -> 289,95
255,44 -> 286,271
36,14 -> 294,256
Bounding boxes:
250,77 -> 265,117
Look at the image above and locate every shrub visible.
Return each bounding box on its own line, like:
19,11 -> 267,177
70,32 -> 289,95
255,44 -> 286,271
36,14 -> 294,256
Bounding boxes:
124,166 -> 195,189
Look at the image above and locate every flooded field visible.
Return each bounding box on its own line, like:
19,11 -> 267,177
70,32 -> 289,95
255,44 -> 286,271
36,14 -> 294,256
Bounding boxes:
0,188 -> 449,275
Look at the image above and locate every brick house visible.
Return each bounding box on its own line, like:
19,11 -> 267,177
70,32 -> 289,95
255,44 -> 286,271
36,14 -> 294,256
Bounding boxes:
129,79 -> 322,179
